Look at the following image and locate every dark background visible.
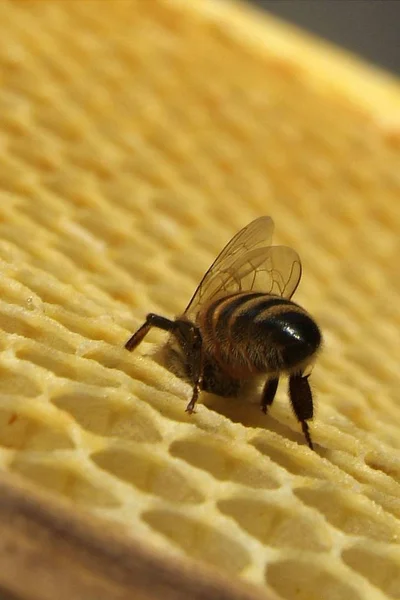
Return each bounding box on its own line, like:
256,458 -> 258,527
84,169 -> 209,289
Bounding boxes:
248,1 -> 400,75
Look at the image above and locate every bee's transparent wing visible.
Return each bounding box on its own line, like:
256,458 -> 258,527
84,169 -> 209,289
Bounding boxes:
184,217 -> 302,317
184,217 -> 274,316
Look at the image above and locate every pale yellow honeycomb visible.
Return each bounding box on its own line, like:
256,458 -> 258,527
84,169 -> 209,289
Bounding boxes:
0,1 -> 400,599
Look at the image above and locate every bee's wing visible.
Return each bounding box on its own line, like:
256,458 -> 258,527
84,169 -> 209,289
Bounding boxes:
240,245 -> 302,298
184,217 -> 301,317
184,216 -> 274,316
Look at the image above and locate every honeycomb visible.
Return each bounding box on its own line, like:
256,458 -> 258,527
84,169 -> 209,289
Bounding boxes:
0,1 -> 400,599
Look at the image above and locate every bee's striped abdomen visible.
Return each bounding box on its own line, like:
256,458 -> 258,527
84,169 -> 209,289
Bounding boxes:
198,291 -> 321,377
201,292 -> 292,338
200,292 -> 260,340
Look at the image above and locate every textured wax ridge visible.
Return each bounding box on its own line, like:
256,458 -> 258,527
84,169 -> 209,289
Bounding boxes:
0,1 -> 400,599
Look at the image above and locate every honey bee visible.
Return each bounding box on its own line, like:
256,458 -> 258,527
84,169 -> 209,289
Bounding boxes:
125,217 -> 321,449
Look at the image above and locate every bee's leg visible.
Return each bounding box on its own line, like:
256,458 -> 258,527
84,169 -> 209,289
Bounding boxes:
184,325 -> 204,415
260,377 -> 279,414
125,314 -> 176,351
288,374 -> 314,450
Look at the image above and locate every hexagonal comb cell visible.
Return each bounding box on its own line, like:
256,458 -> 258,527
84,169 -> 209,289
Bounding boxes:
0,409 -> 74,451
11,455 -> 121,508
142,509 -> 251,574
217,496 -> 332,552
169,437 -> 281,489
91,446 -> 205,504
52,389 -> 162,442
294,485 -> 400,543
266,558 -> 363,600
0,364 -> 41,397
341,545 -> 400,598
